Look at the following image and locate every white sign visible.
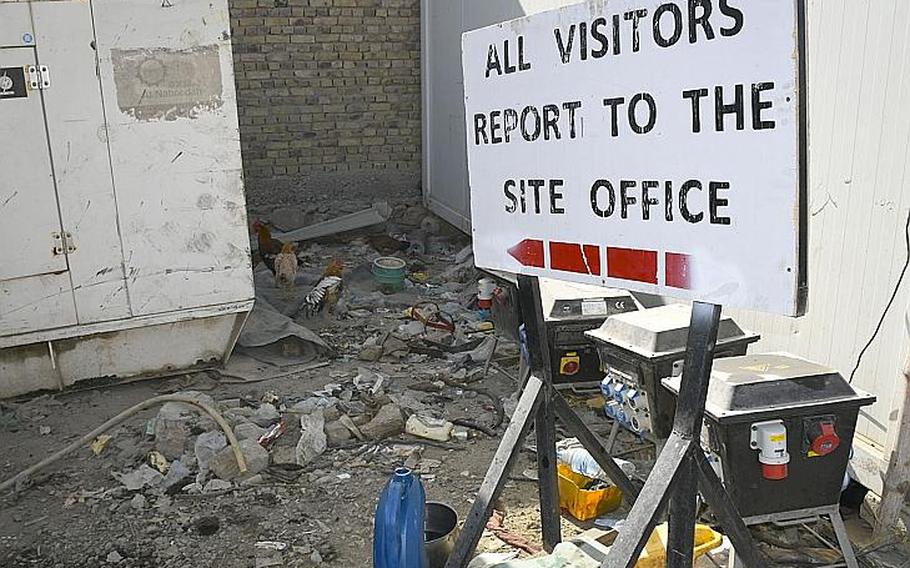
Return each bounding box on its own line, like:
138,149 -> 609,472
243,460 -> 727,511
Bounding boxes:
462,0 -> 806,316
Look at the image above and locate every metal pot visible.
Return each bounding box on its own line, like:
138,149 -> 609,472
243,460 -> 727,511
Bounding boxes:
425,501 -> 458,568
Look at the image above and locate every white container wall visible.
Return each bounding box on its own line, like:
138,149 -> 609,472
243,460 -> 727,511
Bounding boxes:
729,0 -> 910,494
0,0 -> 254,397
421,0 -> 581,232
422,0 -> 910,492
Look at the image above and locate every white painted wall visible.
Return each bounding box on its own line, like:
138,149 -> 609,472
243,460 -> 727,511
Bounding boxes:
728,0 -> 910,484
423,0 -> 910,486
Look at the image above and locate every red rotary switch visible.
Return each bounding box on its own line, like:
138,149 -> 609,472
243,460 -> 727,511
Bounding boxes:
807,419 -> 840,456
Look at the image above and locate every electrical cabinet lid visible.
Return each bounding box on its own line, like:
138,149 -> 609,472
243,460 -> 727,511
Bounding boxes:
585,304 -> 759,359
663,353 -> 876,422
540,279 -> 637,323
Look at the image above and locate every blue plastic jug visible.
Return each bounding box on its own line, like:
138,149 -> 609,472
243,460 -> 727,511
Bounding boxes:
373,467 -> 428,568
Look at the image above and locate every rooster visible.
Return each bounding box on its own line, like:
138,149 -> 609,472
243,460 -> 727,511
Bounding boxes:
274,242 -> 299,292
252,219 -> 308,278
298,259 -> 344,318
252,220 -> 285,275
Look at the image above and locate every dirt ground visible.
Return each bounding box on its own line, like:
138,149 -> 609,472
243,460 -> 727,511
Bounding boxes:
1,206 -> 909,568
0,205 -> 600,568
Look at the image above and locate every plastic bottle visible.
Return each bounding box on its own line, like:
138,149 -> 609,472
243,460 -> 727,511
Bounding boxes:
556,442 -> 637,483
373,468 -> 428,568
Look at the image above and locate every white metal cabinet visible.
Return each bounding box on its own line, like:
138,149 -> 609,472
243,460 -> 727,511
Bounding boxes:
0,0 -> 254,397
31,0 -> 131,324
92,0 -> 252,316
0,38 -> 79,334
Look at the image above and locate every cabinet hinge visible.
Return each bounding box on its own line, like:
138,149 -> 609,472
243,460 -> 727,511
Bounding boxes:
27,65 -> 50,90
52,232 -> 75,256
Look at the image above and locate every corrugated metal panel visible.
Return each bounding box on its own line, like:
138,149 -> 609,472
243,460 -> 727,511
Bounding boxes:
729,0 -> 910,456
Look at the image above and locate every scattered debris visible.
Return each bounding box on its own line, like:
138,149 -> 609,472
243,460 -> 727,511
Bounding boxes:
113,465 -> 164,492
148,451 -> 170,474
273,201 -> 392,243
486,509 -> 544,556
0,209 -> 568,567
360,404 -> 405,440
91,434 -> 113,456
211,439 -> 268,481
405,414 -> 454,442
295,412 -> 327,465
257,422 -> 286,448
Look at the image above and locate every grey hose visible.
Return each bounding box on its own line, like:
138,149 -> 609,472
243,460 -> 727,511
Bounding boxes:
0,394 -> 246,494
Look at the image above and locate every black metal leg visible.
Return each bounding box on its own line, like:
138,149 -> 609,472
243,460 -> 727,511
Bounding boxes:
443,375 -> 546,568
670,302 -> 722,438
535,385 -> 561,552
550,390 -> 639,500
667,452 -> 698,568
695,457 -> 766,567
599,435 -> 692,568
665,302 -> 721,566
602,302 -> 722,568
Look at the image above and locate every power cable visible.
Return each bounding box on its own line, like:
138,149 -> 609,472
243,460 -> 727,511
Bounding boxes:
848,207 -> 910,383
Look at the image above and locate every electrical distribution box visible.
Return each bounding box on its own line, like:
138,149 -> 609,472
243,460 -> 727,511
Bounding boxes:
586,304 -> 759,439
540,280 -> 639,385
487,274 -> 640,384
663,354 -> 875,518
0,0 -> 253,397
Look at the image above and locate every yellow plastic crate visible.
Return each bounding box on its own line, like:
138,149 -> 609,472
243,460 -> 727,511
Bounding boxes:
636,523 -> 723,567
557,464 -> 623,521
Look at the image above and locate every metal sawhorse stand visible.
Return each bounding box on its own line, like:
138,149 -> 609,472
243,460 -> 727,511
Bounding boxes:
444,275 -> 766,568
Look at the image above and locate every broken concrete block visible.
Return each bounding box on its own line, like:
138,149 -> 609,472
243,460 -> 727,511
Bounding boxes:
291,396 -> 338,415
295,412 -> 327,466
360,404 -> 404,440
210,439 -> 269,481
130,493 -> 147,510
113,465 -> 164,492
324,420 -> 352,447
250,403 -> 280,428
234,422 -> 267,442
154,417 -> 189,460
194,431 -> 226,479
323,406 -> 342,422
154,392 -> 217,459
162,459 -> 191,493
269,445 -> 298,465
203,479 -> 233,493
359,344 -> 384,362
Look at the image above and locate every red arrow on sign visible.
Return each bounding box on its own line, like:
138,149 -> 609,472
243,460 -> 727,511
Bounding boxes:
508,239 -> 601,275
508,239 -> 694,289
508,239 -> 545,268
550,241 -> 601,276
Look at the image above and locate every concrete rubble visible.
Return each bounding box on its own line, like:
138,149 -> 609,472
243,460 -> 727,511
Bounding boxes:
0,205 -> 534,567
1,203 -> 904,567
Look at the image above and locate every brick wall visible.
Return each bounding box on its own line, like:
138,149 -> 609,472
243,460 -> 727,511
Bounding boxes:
228,0 -> 422,208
